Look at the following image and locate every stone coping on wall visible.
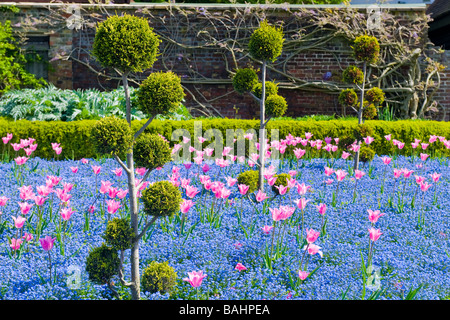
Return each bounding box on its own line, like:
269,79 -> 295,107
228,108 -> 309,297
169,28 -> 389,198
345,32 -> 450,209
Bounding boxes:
0,2 -> 427,11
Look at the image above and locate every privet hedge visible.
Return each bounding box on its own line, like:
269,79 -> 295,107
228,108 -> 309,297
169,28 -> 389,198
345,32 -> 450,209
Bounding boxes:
0,118 -> 449,161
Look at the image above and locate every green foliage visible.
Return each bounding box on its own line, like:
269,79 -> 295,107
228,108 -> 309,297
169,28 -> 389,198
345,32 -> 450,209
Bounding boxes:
359,146 -> 375,163
136,71 -> 185,117
141,181 -> 182,218
91,116 -> 133,157
133,133 -> 172,170
248,20 -> 284,63
363,102 -> 377,121
338,89 -> 359,107
232,68 -> 259,94
365,87 -> 385,106
103,218 -> 135,251
271,173 -> 291,195
92,14 -> 161,73
265,94 -> 287,118
342,65 -> 364,85
237,170 -> 259,194
0,20 -> 46,97
141,261 -> 177,294
251,81 -> 279,99
85,243 -> 120,285
352,35 -> 380,64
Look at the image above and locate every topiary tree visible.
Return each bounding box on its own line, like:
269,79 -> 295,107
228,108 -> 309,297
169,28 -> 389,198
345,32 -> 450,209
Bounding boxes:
85,243 -> 121,286
237,170 -> 259,195
271,173 -> 291,196
90,14 -> 185,300
232,20 -> 287,191
141,181 -> 182,218
141,261 -> 177,294
339,35 -> 384,171
103,218 -> 135,251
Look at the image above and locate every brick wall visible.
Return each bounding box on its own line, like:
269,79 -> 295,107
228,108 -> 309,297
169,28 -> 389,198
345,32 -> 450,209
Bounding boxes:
2,3 -> 448,121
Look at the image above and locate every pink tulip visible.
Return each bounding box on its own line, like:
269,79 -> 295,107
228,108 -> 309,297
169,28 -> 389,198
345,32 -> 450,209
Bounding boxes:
235,263 -> 247,272
288,170 -> 297,178
298,270 -> 310,281
34,196 -> 47,206
411,142 -> 419,149
430,172 -> 441,183
0,196 -> 9,206
54,147 -> 62,155
384,134 -> 391,141
14,156 -> 29,165
324,167 -> 334,176
287,177 -> 297,189
185,185 -> 200,198
18,202 -> 33,215
183,270 -> 207,288
401,168 -> 414,179
420,181 -> 432,192
180,199 -> 195,214
198,136 -> 206,143
10,238 -> 23,251
335,169 -> 347,182
294,198 -> 310,211
316,203 -> 327,215
135,167 -> 147,176
60,207 -> 75,221
421,143 -> 429,150
306,228 -> 320,244
393,169 -> 403,179
81,158 -> 88,164
39,235 -> 56,251
429,135 -> 437,143
226,176 -> 238,187
303,243 -> 323,257
368,228 -> 382,242
270,207 -> 283,221
397,142 -> 405,150
255,190 -> 269,202
261,225 -> 273,234
70,167 -> 78,173
2,133 -> 12,144
112,168 -> 123,177
92,166 -> 101,175
354,170 -> 365,180
99,180 -> 112,194
325,179 -> 333,185
36,185 -> 52,197
11,143 -> 22,151
275,184 -> 288,195
238,184 -> 249,195
381,156 -> 392,165
117,189 -> 128,199
342,151 -> 351,160
202,163 -> 210,173
12,216 -> 26,229
294,148 -> 306,159
415,175 -> 426,185
46,175 -> 62,187
106,200 -> 121,214
22,232 -> 33,242
368,209 -> 385,224
19,185 -> 35,201
363,136 -> 374,145
267,176 -> 277,186
420,153 -> 429,161
296,183 -> 311,195
88,205 -> 95,214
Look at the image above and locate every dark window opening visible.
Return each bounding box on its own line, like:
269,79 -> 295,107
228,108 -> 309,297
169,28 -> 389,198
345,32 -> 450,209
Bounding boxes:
24,35 -> 50,82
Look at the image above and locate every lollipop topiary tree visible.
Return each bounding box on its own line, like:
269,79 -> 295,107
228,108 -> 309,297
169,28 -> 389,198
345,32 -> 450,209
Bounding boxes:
232,20 -> 287,191
339,35 -> 384,171
90,14 -> 185,300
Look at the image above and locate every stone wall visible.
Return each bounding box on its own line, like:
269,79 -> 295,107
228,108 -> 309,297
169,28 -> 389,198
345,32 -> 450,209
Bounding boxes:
1,2 -> 448,121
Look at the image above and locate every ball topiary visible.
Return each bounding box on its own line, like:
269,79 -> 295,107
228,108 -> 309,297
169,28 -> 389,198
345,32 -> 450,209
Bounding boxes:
363,102 -> 377,120
136,71 -> 185,117
133,133 -> 172,171
232,68 -> 259,94
248,20 -> 284,62
359,146 -> 375,163
251,81 -> 279,99
141,180 -> 182,218
265,94 -> 287,118
352,35 -> 380,64
271,173 -> 291,195
103,218 -> 135,251
338,88 -> 359,107
90,116 -> 133,157
85,243 -> 120,285
141,261 -> 177,294
354,123 -> 375,142
92,14 -> 161,73
342,65 -> 364,85
365,87 -> 385,106
237,170 -> 259,194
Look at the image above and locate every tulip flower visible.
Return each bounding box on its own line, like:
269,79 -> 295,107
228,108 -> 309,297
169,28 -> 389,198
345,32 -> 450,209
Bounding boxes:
342,151 -> 351,160
183,270 -> 207,300
368,228 -> 382,242
185,185 -> 200,198
40,235 -> 56,285
306,228 -> 320,244
92,166 -> 101,175
60,207 -> 75,221
70,167 -> 78,173
14,156 -> 29,166
106,199 -> 121,215
255,190 -> 269,202
363,136 -> 374,145
235,263 -> 247,272
368,209 -> 385,224
180,199 -> 195,214
18,202 -> 33,215
298,270 -> 310,281
261,225 -> 273,234
296,183 -> 311,196
10,238 -> 23,251
12,215 -> 26,229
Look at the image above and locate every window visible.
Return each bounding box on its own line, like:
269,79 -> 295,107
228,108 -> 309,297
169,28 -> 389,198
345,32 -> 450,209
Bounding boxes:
24,35 -> 49,81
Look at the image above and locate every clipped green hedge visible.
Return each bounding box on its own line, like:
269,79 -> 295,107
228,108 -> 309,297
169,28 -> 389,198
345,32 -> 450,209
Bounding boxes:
0,118 -> 449,160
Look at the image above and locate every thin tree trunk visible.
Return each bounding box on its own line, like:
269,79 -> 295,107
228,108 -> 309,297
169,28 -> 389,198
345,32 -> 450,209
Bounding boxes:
122,71 -> 141,300
354,61 -> 367,171
259,61 -> 267,192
